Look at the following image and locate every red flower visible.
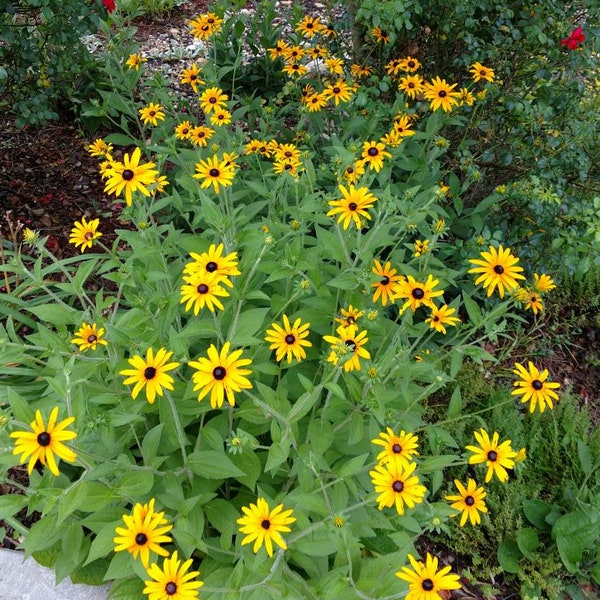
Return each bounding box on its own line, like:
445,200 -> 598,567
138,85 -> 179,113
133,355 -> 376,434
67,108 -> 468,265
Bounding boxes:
560,26 -> 585,50
102,0 -> 116,13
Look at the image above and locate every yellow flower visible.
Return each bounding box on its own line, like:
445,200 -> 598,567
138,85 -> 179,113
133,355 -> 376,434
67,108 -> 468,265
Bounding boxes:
68,216 -> 102,252
533,273 -> 556,293
423,76 -> 461,112
511,361 -> 560,413
425,304 -> 461,334
180,63 -> 205,93
413,239 -> 430,257
237,498 -> 296,557
372,427 -> 419,467
180,270 -> 230,314
370,26 -> 390,44
465,428 -> 517,483
103,148 -> 159,206
323,79 -> 353,105
189,12 -> 223,41
394,275 -> 444,313
323,324 -> 370,372
189,342 -> 253,408
468,244 -> 525,298
71,322 -> 108,351
10,407 -> 77,476
139,102 -> 166,126
114,498 -> 173,568
371,260 -> 402,306
396,553 -> 462,599
119,348 -> 180,404
469,61 -> 495,83
126,53 -> 147,71
192,154 -> 235,193
265,315 -> 312,363
87,138 -> 113,159
370,460 -> 427,514
143,551 -> 204,600
398,74 -> 425,99
326,184 -> 377,230
199,87 -> 228,113
22,228 -> 39,244
445,478 -> 488,526
334,305 -> 364,327
184,243 -> 240,280
361,141 -> 392,172
295,15 -> 321,38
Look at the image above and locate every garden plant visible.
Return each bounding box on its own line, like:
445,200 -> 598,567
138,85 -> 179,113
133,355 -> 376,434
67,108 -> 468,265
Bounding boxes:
0,1 -> 599,599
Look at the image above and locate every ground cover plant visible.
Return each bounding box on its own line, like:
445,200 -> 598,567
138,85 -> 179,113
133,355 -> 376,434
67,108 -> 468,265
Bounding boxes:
0,1 -> 599,599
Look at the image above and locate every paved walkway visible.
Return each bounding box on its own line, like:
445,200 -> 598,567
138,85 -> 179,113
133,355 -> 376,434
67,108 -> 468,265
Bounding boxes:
0,549 -> 110,600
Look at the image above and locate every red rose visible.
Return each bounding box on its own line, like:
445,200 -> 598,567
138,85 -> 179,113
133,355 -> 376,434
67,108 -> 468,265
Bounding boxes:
102,0 -> 116,13
560,26 -> 585,50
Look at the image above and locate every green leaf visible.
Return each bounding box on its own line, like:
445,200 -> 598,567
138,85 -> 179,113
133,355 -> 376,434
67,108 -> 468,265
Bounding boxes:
142,424 -> 165,464
230,307 -> 270,344
446,386 -> 463,418
462,291 -> 482,327
7,387 -> 34,424
24,516 -> 64,556
497,539 -> 522,573
517,527 -> 539,559
86,523 -> 121,565
107,576 -> 145,599
264,440 -> 291,474
0,494 -> 28,517
25,304 -> 77,325
418,455 -> 462,473
204,499 -> 240,533
336,454 -> 369,479
71,557 -> 111,586
289,386 -> 322,423
523,499 -> 552,530
116,471 -> 154,498
228,450 -> 262,490
187,451 -> 246,479
577,440 -> 592,475
553,509 -> 600,572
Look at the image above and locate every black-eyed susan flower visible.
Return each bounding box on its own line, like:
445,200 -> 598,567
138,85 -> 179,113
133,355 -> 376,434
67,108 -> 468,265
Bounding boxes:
71,322 -> 108,351
371,259 -> 403,306
370,26 -> 390,44
189,342 -> 252,408
87,138 -> 113,159
392,114 -> 417,137
445,478 -> 488,526
119,347 -> 180,404
533,273 -> 556,293
517,287 -> 544,314
413,239 -> 430,257
126,53 -> 147,71
468,244 -> 525,298
370,460 -> 427,514
341,160 -> 366,185
273,158 -> 303,176
380,130 -> 403,148
265,315 -> 312,363
143,550 -> 204,600
267,39 -> 290,61
361,141 -> 392,172
372,427 -> 419,467
273,143 -> 301,163
465,428 -> 517,483
237,497 -> 296,557
189,12 -> 223,40
511,361 -> 560,413
180,63 -> 204,93
334,305 -> 364,327
210,109 -> 232,127
104,147 -> 159,206
174,120 -> 193,141
199,86 -> 228,113
68,216 -> 102,252
189,125 -> 214,147
139,103 -> 166,126
423,76 -> 461,112
459,87 -> 476,106
323,79 -> 353,105
425,304 -> 461,334
398,56 -> 421,72
282,63 -> 308,78
114,498 -> 173,568
323,324 -> 370,372
180,271 -> 230,314
10,407 -> 77,476
469,61 -> 495,83
325,57 -> 344,75
395,274 -> 444,313
184,243 -> 240,280
308,44 -> 329,60
304,91 -> 328,112
283,45 -> 305,63
350,64 -> 373,78
193,154 -> 235,193
396,552 -> 462,599
295,14 -> 321,37
398,74 -> 425,99
326,184 -> 377,230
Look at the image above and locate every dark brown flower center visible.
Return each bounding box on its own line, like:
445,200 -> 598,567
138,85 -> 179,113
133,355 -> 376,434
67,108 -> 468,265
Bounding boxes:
197,283 -> 209,294
209,168 -> 220,177
487,450 -> 498,462
149,111 -> 156,117
213,366 -> 226,380
190,74 -> 197,80
333,87 -> 340,94
381,276 -> 390,285
206,261 -> 218,273
368,147 -> 379,156
465,495 -> 475,506
261,519 -> 270,529
144,367 -> 156,380
480,70 -> 486,76
122,169 -> 134,181
422,578 -> 434,591
493,264 -> 504,274
85,232 -> 94,240
346,316 -> 355,324
87,334 -> 97,343
408,82 -> 415,88
165,582 -> 177,595
438,90 -> 447,97
412,287 -> 425,299
392,443 -> 402,454
345,339 -> 357,352
408,61 -> 415,68
209,97 -> 217,103
348,202 -> 357,211
432,315 -> 439,322
392,480 -> 404,492
532,380 -> 543,390
285,334 -> 296,344
37,432 -> 51,447
135,533 -> 148,545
